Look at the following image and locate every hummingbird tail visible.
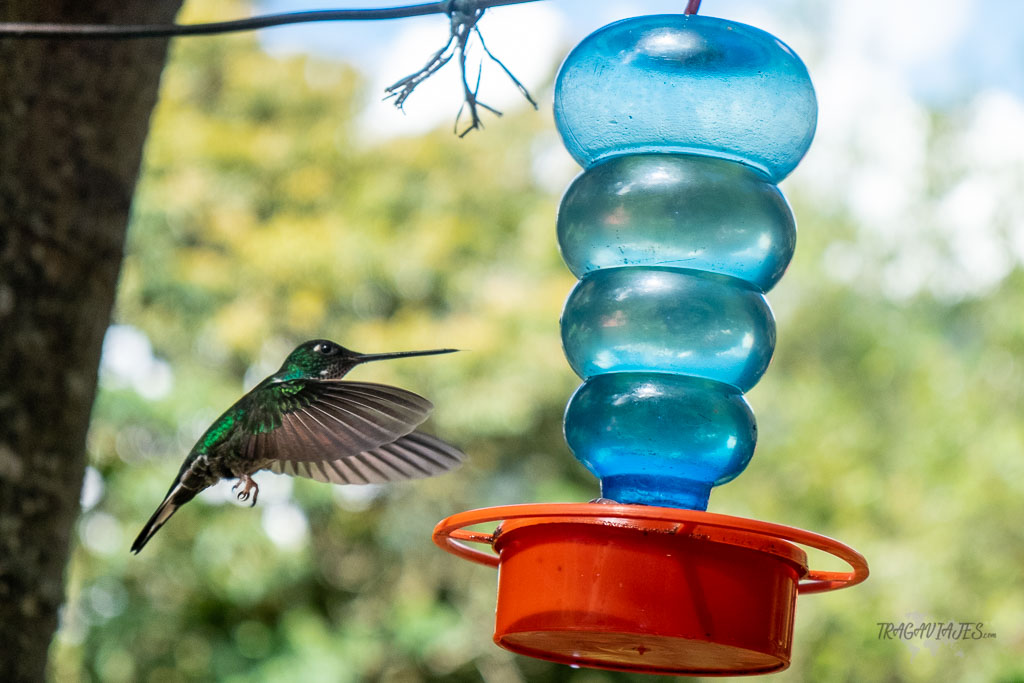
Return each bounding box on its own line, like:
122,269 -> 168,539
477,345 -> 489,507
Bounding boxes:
130,483 -> 198,554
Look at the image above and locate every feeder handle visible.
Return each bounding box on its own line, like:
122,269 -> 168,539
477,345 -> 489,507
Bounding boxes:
445,528 -> 501,568
433,504 -> 869,593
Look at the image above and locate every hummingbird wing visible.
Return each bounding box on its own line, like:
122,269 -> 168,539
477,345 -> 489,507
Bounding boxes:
242,380 -> 434,463
267,430 -> 465,484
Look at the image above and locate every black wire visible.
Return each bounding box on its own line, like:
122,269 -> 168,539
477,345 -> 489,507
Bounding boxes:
0,0 -> 541,40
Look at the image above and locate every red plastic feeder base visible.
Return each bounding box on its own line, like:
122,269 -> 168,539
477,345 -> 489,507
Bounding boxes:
433,503 -> 868,676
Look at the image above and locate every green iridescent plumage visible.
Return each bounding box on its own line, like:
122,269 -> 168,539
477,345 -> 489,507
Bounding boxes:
131,340 -> 463,553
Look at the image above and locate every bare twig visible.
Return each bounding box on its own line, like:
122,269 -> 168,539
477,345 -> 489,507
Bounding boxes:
3,0 -> 544,137
474,26 -> 537,109
384,35 -> 457,111
384,0 -> 538,136
0,0 -> 544,39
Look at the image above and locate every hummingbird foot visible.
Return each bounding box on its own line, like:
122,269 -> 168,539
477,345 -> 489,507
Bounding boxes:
588,497 -> 619,504
232,474 -> 259,507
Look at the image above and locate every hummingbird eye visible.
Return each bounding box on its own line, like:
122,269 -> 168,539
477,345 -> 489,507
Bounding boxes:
314,342 -> 338,356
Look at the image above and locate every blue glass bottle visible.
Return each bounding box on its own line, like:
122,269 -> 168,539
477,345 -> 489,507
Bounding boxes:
554,14 -> 817,182
557,154 -> 796,291
554,14 -> 816,510
561,267 -> 775,392
564,373 -> 756,510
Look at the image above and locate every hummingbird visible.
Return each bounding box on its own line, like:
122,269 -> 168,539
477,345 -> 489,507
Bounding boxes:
131,339 -> 464,553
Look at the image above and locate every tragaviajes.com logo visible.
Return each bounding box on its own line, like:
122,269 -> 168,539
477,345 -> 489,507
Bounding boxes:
877,613 -> 996,658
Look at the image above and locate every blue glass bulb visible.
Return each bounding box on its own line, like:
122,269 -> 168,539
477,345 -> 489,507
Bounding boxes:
561,267 -> 775,392
553,14 -> 817,181
557,154 -> 796,291
564,372 -> 756,510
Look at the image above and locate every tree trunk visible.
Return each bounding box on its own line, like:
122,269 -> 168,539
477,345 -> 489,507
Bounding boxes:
0,2 -> 182,680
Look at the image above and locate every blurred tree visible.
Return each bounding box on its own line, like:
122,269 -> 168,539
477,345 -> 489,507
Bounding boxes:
0,2 -> 183,681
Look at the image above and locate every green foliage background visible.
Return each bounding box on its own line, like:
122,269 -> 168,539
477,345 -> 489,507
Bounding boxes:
50,2 -> 1024,681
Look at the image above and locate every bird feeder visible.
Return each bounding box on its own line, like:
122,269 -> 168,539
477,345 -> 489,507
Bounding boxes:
434,12 -> 868,676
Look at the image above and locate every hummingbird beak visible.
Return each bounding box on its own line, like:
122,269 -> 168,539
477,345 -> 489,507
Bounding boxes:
354,348 -> 459,363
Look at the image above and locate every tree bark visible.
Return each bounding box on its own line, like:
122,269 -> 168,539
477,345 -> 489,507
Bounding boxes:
0,2 -> 183,680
